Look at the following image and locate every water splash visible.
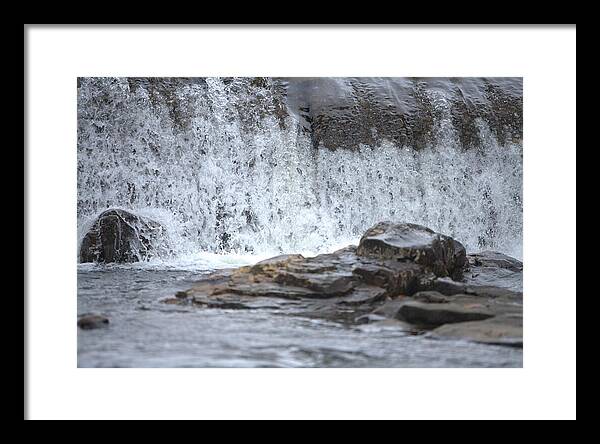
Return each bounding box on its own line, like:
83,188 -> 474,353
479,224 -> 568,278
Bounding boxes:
77,77 -> 522,262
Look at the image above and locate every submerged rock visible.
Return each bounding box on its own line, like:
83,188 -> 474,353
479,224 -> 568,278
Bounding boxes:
79,209 -> 165,263
431,315 -> 523,347
77,314 -> 109,330
163,221 -> 523,347
396,301 -> 494,327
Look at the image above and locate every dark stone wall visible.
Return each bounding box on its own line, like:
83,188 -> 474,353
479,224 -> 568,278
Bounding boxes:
279,77 -> 523,151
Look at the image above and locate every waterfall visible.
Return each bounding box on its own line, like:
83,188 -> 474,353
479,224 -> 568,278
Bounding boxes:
77,77 -> 523,261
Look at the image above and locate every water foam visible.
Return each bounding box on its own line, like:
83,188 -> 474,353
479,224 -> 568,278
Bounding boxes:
77,77 -> 523,266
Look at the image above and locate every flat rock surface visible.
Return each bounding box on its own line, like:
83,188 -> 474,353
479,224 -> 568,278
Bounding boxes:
431,315 -> 523,347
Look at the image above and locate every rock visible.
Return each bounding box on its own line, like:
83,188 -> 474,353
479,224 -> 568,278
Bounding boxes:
252,254 -> 305,269
443,292 -> 521,317
430,277 -> 523,301
356,222 -> 467,280
468,251 -> 523,271
79,209 -> 165,263
371,299 -> 407,318
370,287 -> 520,315
77,314 -> 109,330
431,314 -> 523,347
280,77 -> 522,151
193,299 -> 254,310
396,301 -> 494,327
163,221 -> 522,346
464,251 -> 523,292
352,259 -> 425,296
161,243 -> 423,324
412,291 -> 451,304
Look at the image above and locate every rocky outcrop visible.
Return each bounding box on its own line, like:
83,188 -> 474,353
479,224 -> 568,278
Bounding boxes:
79,209 -> 165,263
163,222 -> 523,347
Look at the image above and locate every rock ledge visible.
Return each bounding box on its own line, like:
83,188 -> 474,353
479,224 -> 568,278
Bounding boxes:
162,222 -> 523,347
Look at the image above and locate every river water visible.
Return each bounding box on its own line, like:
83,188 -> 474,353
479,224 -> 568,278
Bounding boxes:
77,259 -> 522,368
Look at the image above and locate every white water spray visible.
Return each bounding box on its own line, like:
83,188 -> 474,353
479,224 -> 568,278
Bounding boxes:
77,77 -> 522,263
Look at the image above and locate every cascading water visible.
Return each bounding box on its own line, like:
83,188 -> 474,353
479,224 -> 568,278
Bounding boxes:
77,77 -> 523,263
77,77 -> 524,368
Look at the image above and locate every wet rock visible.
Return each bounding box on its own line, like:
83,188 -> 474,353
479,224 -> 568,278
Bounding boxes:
444,292 -> 521,317
280,77 -> 522,151
165,221 -> 523,346
357,222 -> 467,280
431,314 -> 523,347
77,314 -> 109,330
371,299 -> 407,319
175,291 -> 189,299
371,288 -> 520,315
464,251 -> 523,292
179,237 -> 428,304
430,277 -> 523,300
352,258 -> 424,296
429,277 -> 468,295
468,251 -> 523,271
79,209 -> 165,263
396,301 -> 494,327
412,291 -> 451,304
193,299 -> 254,310
162,242 -> 422,324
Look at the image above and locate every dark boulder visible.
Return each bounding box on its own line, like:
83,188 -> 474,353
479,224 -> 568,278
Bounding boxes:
356,222 -> 467,280
77,314 -> 109,330
79,209 -> 165,263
